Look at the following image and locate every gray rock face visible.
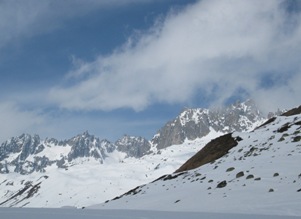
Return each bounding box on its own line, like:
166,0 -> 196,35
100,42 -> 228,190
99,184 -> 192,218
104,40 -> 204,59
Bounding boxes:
152,100 -> 265,150
0,131 -> 148,175
67,131 -> 115,162
115,135 -> 151,158
0,131 -> 117,175
0,134 -> 41,161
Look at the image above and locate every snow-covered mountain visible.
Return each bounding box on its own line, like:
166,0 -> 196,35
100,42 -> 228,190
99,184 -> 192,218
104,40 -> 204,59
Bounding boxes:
0,99 -> 266,176
94,105 -> 301,216
116,135 -> 151,158
0,132 -> 151,175
0,134 -> 220,208
0,100 -> 283,208
151,99 -> 265,150
0,132 -> 116,175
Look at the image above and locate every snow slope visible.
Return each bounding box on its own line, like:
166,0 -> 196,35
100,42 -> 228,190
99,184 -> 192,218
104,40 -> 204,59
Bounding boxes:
92,113 -> 301,216
0,132 -> 221,208
0,100 -> 268,208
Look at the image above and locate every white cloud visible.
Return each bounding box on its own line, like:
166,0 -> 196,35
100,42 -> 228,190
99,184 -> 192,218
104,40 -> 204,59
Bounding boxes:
49,0 -> 301,112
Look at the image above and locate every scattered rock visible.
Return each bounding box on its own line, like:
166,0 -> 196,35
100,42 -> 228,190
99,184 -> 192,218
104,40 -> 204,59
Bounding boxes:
293,136 -> 301,142
226,167 -> 235,172
236,171 -> 244,178
269,188 -> 274,192
277,123 -> 291,133
174,200 -> 180,203
235,136 -> 243,141
246,174 -> 254,179
254,177 -> 261,181
273,173 -> 279,177
217,180 -> 227,188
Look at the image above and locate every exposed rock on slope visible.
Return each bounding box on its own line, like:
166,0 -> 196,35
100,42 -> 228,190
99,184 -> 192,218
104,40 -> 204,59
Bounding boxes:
175,133 -> 239,173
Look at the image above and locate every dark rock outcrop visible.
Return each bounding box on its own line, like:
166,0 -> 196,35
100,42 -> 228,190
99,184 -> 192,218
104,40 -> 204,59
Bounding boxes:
175,133 -> 238,173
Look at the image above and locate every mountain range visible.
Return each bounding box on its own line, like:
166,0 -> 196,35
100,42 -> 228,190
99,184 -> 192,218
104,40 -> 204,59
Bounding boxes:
1,99 -> 298,214
0,99 -> 266,175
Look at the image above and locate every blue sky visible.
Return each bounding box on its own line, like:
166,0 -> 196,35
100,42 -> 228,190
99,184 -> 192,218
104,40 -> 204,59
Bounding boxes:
0,0 -> 300,142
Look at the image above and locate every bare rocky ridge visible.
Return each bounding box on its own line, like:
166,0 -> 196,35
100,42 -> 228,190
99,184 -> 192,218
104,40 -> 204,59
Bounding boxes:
115,135 -> 151,158
0,132 -> 143,174
151,99 -> 264,150
175,133 -> 239,173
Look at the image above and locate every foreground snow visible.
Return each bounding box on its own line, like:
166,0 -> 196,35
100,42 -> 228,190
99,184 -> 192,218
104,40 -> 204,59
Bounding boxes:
91,114 -> 301,216
0,208 -> 299,219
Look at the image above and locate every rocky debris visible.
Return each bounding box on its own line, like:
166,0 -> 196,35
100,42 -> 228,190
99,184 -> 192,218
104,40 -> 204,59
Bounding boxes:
236,171 -> 244,178
226,167 -> 235,172
217,180 -> 227,188
246,175 -> 254,179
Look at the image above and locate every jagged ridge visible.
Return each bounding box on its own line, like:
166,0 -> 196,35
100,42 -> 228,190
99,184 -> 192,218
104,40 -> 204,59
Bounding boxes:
0,100 -> 274,175
151,99 -> 265,149
0,132 -> 148,174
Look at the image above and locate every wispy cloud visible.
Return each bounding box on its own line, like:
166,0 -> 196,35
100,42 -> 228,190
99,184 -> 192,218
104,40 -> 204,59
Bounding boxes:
0,101 -> 163,142
0,102 -> 44,142
49,0 -> 301,112
0,0 -> 152,49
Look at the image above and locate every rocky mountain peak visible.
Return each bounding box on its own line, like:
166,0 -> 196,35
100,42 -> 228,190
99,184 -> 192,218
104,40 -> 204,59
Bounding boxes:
151,99 -> 265,150
115,135 -> 151,158
66,131 -> 115,162
0,134 -> 41,161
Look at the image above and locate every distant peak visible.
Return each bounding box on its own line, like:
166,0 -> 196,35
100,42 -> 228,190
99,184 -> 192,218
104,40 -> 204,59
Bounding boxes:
82,130 -> 90,136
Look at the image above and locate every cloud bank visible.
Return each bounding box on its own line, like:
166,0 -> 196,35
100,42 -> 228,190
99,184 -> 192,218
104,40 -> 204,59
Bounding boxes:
49,0 -> 301,112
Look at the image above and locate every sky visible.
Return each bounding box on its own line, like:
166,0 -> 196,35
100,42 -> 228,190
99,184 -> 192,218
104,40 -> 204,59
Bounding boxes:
0,0 -> 300,143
